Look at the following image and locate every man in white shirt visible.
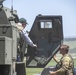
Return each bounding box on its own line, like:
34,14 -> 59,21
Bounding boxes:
16,18 -> 37,61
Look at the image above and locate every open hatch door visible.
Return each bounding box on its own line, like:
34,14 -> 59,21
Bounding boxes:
26,14 -> 63,68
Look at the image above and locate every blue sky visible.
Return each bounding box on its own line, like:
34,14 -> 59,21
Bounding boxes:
3,0 -> 76,38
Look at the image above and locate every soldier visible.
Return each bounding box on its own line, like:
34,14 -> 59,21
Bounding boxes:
49,44 -> 74,75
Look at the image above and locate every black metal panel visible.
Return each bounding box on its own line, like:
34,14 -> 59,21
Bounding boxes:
0,65 -> 10,75
26,14 -> 63,68
16,62 -> 26,75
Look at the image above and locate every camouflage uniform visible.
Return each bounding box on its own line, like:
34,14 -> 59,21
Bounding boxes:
55,54 -> 74,75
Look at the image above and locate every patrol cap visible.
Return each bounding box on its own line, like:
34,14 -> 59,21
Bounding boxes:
60,44 -> 69,50
19,18 -> 28,24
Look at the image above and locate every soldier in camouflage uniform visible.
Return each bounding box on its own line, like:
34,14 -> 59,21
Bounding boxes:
49,44 -> 74,75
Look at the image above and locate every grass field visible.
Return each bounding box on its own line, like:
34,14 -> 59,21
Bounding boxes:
26,58 -> 76,75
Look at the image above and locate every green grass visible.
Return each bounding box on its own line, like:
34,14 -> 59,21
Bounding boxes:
26,68 -> 43,75
26,58 -> 76,75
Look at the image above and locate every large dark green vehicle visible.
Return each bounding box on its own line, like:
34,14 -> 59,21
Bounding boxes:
0,0 -> 76,75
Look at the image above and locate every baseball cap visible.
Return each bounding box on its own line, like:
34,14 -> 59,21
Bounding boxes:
19,18 -> 28,24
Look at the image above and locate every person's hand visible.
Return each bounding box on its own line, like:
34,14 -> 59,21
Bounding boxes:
33,44 -> 37,47
49,71 -> 56,75
53,55 -> 56,59
53,55 -> 59,63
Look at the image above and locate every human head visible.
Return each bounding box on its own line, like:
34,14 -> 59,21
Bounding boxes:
59,44 -> 69,55
19,18 -> 28,28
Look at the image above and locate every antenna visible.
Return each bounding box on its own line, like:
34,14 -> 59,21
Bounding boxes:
10,0 -> 19,22
11,0 -> 13,14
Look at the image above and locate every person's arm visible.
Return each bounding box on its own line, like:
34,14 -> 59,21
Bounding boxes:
53,55 -> 59,63
21,30 -> 37,47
